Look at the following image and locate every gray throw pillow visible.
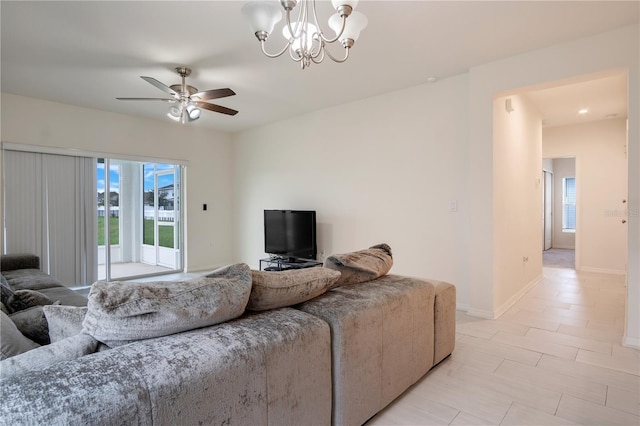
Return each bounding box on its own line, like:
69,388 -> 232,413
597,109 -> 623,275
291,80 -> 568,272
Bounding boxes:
82,263 -> 252,346
0,310 -> 40,360
9,305 -> 51,345
323,243 -> 393,287
5,289 -> 54,314
43,305 -> 88,343
0,333 -> 99,379
248,268 -> 341,311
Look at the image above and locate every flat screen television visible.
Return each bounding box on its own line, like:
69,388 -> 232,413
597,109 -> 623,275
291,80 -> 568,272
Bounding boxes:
264,210 -> 317,261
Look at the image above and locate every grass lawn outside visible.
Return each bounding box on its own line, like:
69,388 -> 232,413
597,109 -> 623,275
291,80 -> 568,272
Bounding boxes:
98,217 -> 174,248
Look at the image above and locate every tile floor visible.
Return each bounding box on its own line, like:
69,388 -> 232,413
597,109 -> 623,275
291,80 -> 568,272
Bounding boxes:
367,267 -> 640,425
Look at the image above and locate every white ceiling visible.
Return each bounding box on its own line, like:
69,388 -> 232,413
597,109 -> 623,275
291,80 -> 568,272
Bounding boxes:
1,1 -> 637,133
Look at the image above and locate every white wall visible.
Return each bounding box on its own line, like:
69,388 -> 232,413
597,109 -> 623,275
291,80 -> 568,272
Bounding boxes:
233,24 -> 639,345
0,93 -> 235,272
233,74 -> 471,308
544,119 -> 627,274
492,94 -> 543,316
468,24 -> 638,345
550,158 -> 576,250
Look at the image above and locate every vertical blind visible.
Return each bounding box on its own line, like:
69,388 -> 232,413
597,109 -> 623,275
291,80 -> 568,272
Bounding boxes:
3,150 -> 97,286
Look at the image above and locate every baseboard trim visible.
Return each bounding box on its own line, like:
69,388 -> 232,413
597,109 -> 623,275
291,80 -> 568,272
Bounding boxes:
550,245 -> 575,250
494,274 -> 544,319
456,303 -> 470,312
465,275 -> 543,321
578,266 -> 626,275
465,308 -> 495,319
623,336 -> 640,349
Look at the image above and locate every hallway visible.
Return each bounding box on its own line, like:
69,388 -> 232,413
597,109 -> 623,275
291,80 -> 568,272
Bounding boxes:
368,267 -> 639,425
543,248 -> 576,270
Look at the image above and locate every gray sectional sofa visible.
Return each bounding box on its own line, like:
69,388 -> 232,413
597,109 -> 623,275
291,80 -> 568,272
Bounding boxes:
0,250 -> 456,426
1,254 -> 87,308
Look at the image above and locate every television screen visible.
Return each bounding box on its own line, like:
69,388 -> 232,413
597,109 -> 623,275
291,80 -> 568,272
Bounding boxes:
264,210 -> 317,260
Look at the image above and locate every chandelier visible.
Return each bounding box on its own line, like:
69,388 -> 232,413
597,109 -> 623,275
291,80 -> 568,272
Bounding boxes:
242,0 -> 367,69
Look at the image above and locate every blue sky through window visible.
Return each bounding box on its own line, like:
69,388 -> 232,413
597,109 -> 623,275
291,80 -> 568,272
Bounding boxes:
97,162 -> 174,193
96,163 -> 119,193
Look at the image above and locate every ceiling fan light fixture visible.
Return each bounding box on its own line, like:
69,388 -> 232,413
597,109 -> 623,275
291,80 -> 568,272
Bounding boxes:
167,105 -> 182,121
186,105 -> 201,120
117,67 -> 238,122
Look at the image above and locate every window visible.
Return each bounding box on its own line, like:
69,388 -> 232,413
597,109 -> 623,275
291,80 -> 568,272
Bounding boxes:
562,177 -> 576,232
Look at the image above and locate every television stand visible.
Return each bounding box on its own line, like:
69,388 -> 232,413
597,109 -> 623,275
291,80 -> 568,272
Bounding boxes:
259,257 -> 322,271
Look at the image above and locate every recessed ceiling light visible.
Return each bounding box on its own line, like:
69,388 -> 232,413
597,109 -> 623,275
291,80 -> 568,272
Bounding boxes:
578,108 -> 589,115
426,76 -> 437,83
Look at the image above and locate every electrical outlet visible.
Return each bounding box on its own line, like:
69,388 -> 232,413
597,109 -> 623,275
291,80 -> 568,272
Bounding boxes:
448,200 -> 458,212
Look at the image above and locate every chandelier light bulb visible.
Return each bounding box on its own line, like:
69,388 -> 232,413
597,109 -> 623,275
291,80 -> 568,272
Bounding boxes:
283,22 -> 318,52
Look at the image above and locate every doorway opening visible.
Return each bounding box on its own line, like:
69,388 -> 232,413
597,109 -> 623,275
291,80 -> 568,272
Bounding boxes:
542,157 -> 576,269
97,159 -> 183,281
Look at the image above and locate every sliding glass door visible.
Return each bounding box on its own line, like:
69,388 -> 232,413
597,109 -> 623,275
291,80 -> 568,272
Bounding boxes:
98,159 -> 182,281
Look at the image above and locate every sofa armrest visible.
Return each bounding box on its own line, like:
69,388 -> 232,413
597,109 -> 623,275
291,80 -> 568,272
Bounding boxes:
1,254 -> 40,272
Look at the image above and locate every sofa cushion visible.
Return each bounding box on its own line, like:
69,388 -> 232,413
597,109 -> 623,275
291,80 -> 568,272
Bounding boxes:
248,268 -> 341,311
4,289 -> 55,314
0,333 -> 99,379
9,305 -> 51,345
2,268 -> 63,291
0,311 -> 40,360
323,243 -> 393,287
37,286 -> 87,307
82,263 -> 252,346
44,305 -> 88,343
297,274 -> 436,425
0,254 -> 40,271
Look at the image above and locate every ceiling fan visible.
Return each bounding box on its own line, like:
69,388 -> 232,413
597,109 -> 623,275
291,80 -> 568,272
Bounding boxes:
117,67 -> 238,123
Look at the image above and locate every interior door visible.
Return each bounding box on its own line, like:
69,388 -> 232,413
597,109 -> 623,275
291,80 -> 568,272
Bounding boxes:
543,170 -> 553,250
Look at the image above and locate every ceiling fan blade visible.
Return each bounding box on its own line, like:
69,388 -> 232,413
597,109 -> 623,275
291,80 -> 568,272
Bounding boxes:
193,101 -> 238,116
140,76 -> 178,97
116,97 -> 176,102
191,88 -> 236,101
